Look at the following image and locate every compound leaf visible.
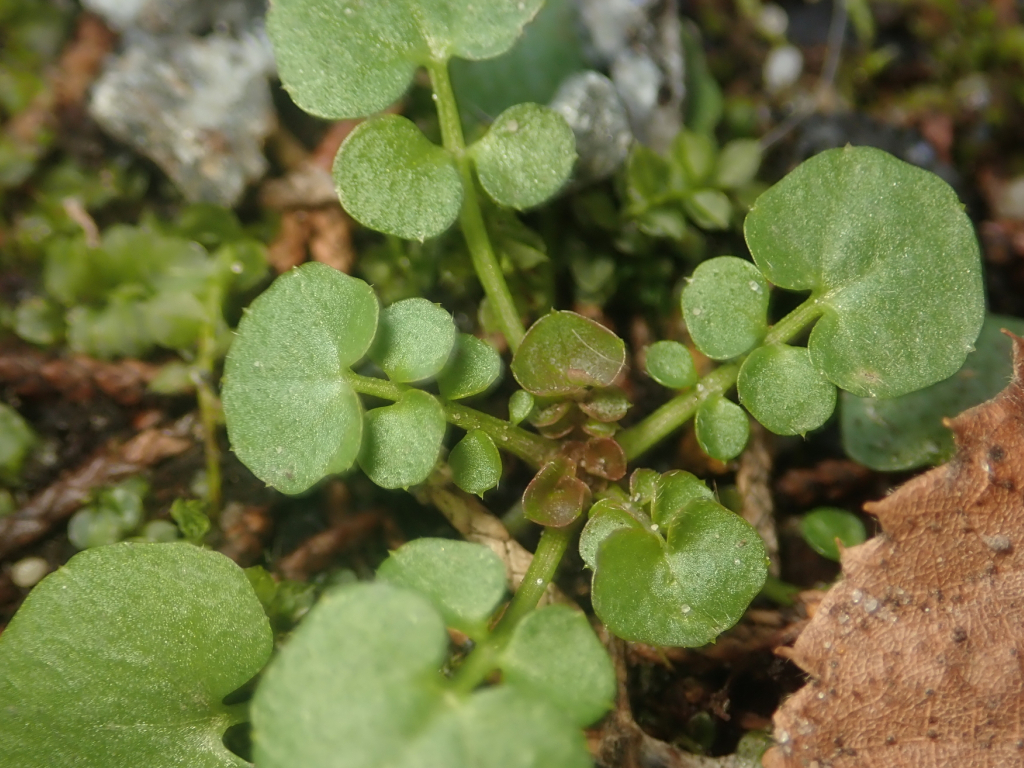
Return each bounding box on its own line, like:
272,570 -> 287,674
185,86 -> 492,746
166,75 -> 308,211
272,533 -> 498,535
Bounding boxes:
738,344 -> 837,436
744,146 -> 985,398
0,543 -> 272,768
437,334 -> 502,400
368,297 -> 457,383
682,256 -> 769,360
499,605 -> 616,727
449,429 -> 502,496
473,103 -> 576,209
377,538 -> 507,637
252,582 -> 591,768
523,455 -> 590,527
359,390 -> 446,489
335,115 -> 462,241
223,263 -> 378,495
512,311 -> 626,397
268,0 -> 544,119
841,315 -> 1024,471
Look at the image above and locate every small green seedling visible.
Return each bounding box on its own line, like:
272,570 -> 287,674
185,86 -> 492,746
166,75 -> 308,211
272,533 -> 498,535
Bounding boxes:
799,507 -> 868,562
0,2 -> 993,767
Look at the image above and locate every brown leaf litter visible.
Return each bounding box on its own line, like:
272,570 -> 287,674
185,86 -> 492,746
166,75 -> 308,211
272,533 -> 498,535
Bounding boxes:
764,334 -> 1024,767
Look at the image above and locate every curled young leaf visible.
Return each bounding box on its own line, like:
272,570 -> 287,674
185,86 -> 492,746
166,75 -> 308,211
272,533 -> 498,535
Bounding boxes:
437,333 -> 502,400
578,387 -> 631,423
651,470 -> 714,530
0,543 -> 272,768
744,146 -> 984,398
377,538 -> 507,637
223,263 -> 378,495
682,256 -> 769,360
512,311 -> 626,397
695,396 -> 750,462
359,390 -> 446,489
508,389 -> 536,426
368,297 -> 457,383
738,344 -> 837,436
581,437 -> 627,481
644,340 -> 698,389
334,115 -> 463,241
268,0 -> 544,119
473,103 -> 577,209
449,429 -> 502,496
523,455 -> 591,527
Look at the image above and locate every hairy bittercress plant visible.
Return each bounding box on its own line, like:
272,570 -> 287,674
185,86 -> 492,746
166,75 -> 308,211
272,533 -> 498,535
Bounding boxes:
0,1 -> 987,766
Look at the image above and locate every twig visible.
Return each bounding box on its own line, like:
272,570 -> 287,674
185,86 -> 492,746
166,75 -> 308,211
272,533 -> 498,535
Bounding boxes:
0,415 -> 194,560
736,421 -> 780,576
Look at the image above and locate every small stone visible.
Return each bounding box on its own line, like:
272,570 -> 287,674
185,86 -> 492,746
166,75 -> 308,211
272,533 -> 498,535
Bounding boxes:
10,557 -> 50,589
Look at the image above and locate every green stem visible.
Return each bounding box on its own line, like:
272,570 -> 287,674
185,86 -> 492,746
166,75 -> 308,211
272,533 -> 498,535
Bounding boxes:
450,523 -> 575,694
617,363 -> 741,462
427,58 -> 526,352
195,290 -> 223,517
344,372 -> 555,467
617,296 -> 828,463
763,296 -> 824,345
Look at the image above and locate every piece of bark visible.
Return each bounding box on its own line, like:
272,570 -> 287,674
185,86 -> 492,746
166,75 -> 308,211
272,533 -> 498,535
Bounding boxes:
737,421 -> 780,576
765,335 -> 1024,767
275,512 -> 380,582
0,347 -> 160,406
0,415 -> 193,560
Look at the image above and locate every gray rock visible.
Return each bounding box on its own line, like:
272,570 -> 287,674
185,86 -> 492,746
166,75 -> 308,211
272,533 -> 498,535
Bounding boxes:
82,0 -> 266,35
550,71 -> 633,184
89,32 -> 275,206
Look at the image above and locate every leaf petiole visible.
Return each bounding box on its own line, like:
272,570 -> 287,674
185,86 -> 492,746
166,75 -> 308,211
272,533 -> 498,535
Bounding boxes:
426,58 -> 527,352
343,371 -> 555,467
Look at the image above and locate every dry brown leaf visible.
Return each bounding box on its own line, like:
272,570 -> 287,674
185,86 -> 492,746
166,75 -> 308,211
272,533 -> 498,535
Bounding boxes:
0,347 -> 160,406
765,335 -> 1024,767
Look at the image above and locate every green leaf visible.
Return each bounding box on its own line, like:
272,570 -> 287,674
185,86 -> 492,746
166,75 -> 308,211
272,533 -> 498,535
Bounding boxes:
695,397 -> 750,462
589,498 -> 766,647
682,189 -> 732,230
142,290 -> 207,350
499,605 -> 615,727
651,470 -> 716,529
523,455 -> 590,527
579,500 -> 646,570
0,543 -> 272,768
377,538 -> 507,637
450,0 -> 586,118
0,402 -> 36,484
841,315 -> 1024,471
267,0 -> 544,119
579,387 -> 630,422
67,477 -> 149,550
512,311 -> 626,397
252,582 -> 591,768
509,389 -> 535,425
799,507 -> 867,561
744,146 -> 985,398
682,256 -> 769,360
672,131 -> 717,186
473,103 -> 576,209
368,297 -> 457,383
437,333 -> 502,400
624,143 -> 673,211
67,299 -> 150,359
223,263 -> 378,495
334,115 -> 463,241
738,344 -> 837,436
359,390 -> 446,489
449,429 -> 502,496
170,498 -> 211,544
645,340 -> 697,389
714,139 -> 761,189
13,296 -> 63,345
